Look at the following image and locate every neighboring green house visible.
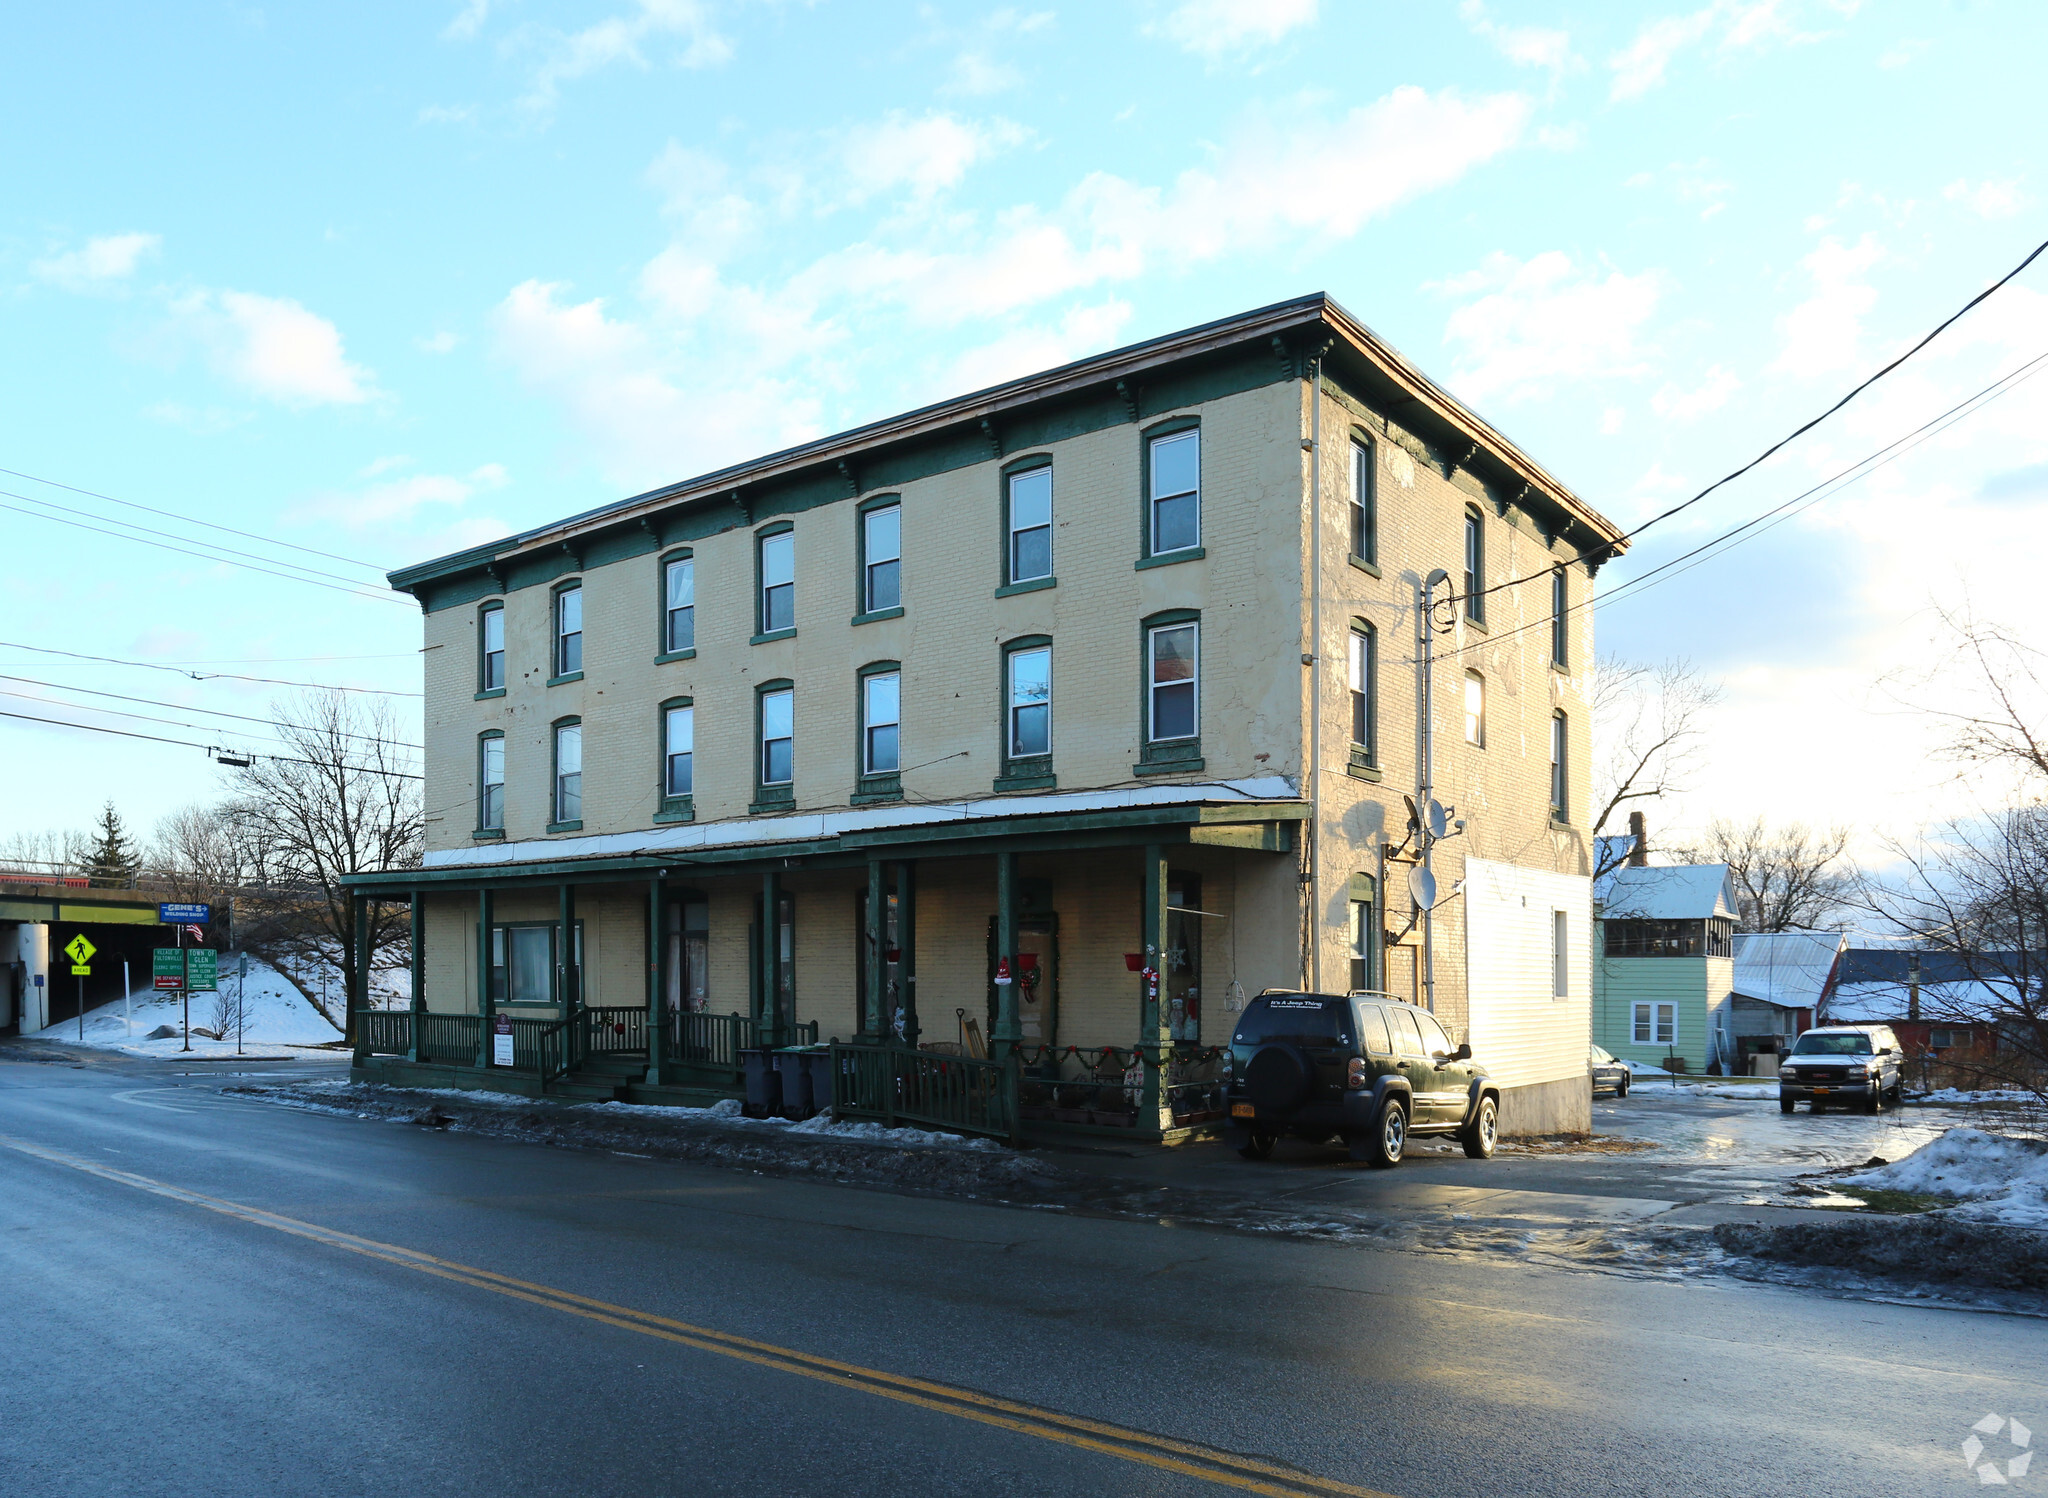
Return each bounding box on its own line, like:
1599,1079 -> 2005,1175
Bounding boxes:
1592,864 -> 1739,1074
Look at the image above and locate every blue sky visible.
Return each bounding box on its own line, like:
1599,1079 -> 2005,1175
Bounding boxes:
4,0 -> 2046,856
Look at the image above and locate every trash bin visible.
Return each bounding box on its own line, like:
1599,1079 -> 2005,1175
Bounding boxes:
774,1049 -> 814,1119
804,1048 -> 838,1119
740,1048 -> 781,1117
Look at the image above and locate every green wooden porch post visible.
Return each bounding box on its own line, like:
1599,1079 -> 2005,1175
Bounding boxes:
760,870 -> 781,1048
558,883 -> 578,1024
992,850 -> 1021,1057
408,891 -> 424,1062
349,893 -> 371,1061
1139,843 -> 1172,1127
645,874 -> 664,1085
896,860 -> 919,1049
863,857 -> 886,1044
476,888 -> 494,1068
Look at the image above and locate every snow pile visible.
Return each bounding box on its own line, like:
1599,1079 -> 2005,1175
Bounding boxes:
588,1095 -> 1000,1150
60,954 -> 345,1058
1914,1087 -> 2044,1106
1842,1128 -> 2048,1229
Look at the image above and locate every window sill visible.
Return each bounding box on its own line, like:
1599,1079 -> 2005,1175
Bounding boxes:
1347,555 -> 1382,579
850,606 -> 904,627
851,776 -> 904,806
1135,546 -> 1205,572
653,799 -> 696,825
749,791 -> 795,815
993,765 -> 1056,793
1550,660 -> 1569,676
546,820 -> 584,834
1345,759 -> 1384,783
1133,755 -> 1205,778
474,687 -> 506,701
1461,614 -> 1488,635
1550,814 -> 1572,830
655,648 -> 697,665
750,627 -> 797,647
472,827 -> 506,841
546,671 -> 584,688
995,575 -> 1056,599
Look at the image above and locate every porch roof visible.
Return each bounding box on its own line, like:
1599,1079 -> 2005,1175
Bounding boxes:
345,777 -> 1307,893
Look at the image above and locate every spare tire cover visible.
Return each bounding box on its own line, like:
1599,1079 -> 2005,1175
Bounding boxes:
1245,1044 -> 1313,1111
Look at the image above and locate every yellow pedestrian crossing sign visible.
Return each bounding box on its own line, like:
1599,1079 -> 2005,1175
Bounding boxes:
64,934 -> 96,975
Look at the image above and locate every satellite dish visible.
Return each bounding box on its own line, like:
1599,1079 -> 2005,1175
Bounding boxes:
1425,800 -> 1450,840
1408,865 -> 1439,910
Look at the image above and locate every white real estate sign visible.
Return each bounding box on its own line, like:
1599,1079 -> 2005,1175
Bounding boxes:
1461,857 -> 1592,1094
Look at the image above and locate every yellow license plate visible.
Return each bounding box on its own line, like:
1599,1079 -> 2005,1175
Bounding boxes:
1230,1103 -> 1255,1118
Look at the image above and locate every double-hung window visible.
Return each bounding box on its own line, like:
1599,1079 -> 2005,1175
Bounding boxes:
479,733 -> 504,831
554,585 -> 583,677
862,504 -> 901,614
759,530 -> 795,635
1348,874 -> 1379,994
1550,567 -> 1567,668
1462,508 -> 1484,623
1147,622 -> 1198,742
1464,670 -> 1485,747
1552,910 -> 1569,999
664,556 -> 695,654
664,704 -> 694,798
1350,438 -> 1376,566
1007,466 -> 1052,583
552,721 -> 582,825
480,604 -> 505,692
1148,428 -> 1200,555
1007,646 -> 1051,760
1633,1001 -> 1675,1047
1550,712 -> 1568,820
1348,622 -> 1376,767
863,670 -> 900,775
760,687 -> 794,787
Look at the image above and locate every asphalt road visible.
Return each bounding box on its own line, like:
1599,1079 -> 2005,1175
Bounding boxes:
2,1047 -> 2041,1497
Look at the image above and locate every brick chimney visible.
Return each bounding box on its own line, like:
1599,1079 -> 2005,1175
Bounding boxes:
1627,811 -> 1649,867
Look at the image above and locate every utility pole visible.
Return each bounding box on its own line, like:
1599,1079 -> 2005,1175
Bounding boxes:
179,921 -> 190,1052
1416,569 -> 1452,1015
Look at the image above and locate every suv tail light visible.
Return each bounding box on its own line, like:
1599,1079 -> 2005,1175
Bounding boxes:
1346,1057 -> 1367,1090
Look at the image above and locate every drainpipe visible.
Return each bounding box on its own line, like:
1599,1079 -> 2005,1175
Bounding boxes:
1305,356 -> 1324,991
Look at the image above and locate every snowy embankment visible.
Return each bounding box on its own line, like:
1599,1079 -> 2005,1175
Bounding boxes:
1841,1128 -> 2048,1230
61,954 -> 346,1058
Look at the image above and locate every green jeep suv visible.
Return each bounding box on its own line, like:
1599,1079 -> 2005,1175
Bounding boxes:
1222,990 -> 1501,1167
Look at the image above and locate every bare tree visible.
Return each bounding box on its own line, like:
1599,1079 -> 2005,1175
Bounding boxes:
149,803 -> 260,904
1591,656 -> 1723,876
1687,817 -> 1858,931
226,692 -> 421,1037
0,826 -> 92,880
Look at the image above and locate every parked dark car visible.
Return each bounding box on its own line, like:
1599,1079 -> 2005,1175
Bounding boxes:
1777,1025 -> 1904,1114
1222,990 -> 1501,1168
1589,1044 -> 1630,1098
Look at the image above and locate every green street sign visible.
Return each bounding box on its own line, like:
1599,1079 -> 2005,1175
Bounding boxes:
153,949 -> 186,991
186,949 -> 218,993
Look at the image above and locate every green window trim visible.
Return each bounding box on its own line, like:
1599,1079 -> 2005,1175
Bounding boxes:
478,730 -> 507,835
1349,430 -> 1378,569
1347,618 -> 1378,772
753,676 -> 795,811
755,521 -> 796,639
659,547 -> 696,660
1001,454 -> 1055,589
474,687 -> 508,701
552,579 -> 584,678
478,600 -> 507,694
659,694 -> 695,815
997,633 -> 1054,791
550,715 -> 584,828
488,918 -> 586,1007
1346,555 -> 1382,580
1461,506 -> 1485,625
545,671 -> 585,687
1134,546 -> 1205,571
749,627 -> 797,647
994,575 -> 1056,599
855,494 -> 904,621
545,820 -> 585,834
850,606 -> 904,627
472,828 -> 507,840
856,659 -> 903,795
1136,609 -> 1200,774
655,649 -> 698,665
1139,415 -> 1201,562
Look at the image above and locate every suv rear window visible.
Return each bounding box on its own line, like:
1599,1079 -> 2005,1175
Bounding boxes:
1234,997 -> 1353,1047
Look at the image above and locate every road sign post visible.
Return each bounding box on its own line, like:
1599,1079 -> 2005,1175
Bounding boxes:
63,935 -> 95,1040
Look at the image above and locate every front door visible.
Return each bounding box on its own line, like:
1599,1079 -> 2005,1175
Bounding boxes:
1386,1005 -> 1438,1121
1413,1008 -> 1472,1125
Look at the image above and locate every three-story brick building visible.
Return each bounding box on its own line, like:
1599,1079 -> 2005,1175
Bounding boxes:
345,293 -> 1625,1136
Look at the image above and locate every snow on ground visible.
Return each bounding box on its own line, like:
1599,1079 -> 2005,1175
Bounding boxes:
59,954 -> 345,1058
1841,1128 -> 2048,1229
590,1096 -> 1002,1151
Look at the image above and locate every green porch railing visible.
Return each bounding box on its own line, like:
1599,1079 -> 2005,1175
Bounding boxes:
537,1016 -> 582,1085
583,1006 -> 647,1057
418,1013 -> 482,1066
663,1012 -> 818,1075
829,1043 -> 1018,1144
356,1010 -> 413,1057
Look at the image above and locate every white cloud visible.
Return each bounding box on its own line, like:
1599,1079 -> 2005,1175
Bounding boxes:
1600,406 -> 1627,435
523,0 -> 732,114
1652,364 -> 1742,421
947,300 -> 1134,393
1459,1 -> 1579,74
418,103 -> 477,125
32,232 -> 162,290
1434,251 -> 1663,402
168,288 -> 376,406
1877,37 -> 1928,69
834,112 -> 1027,205
416,330 -> 460,354
443,0 -> 489,41
1943,178 -> 2023,220
1608,0 -> 1809,102
1771,233 -> 1881,378
1147,0 -> 1317,59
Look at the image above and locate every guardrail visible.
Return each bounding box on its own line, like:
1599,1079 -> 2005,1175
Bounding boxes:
829,1043 -> 1017,1143
664,1012 -> 818,1075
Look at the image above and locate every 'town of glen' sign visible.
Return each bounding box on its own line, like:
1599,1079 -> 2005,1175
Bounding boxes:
159,903 -> 210,924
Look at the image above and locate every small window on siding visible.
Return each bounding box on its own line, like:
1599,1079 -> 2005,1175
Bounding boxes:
1149,428 -> 1199,555
480,604 -> 505,691
479,733 -> 504,830
1008,466 -> 1052,583
1552,910 -> 1568,999
553,722 -> 582,823
760,687 -> 794,786
555,586 -> 583,676
759,531 -> 795,634
863,670 -> 900,775
665,704 -> 694,797
1464,670 -> 1485,747
863,504 -> 901,613
1007,646 -> 1051,759
1633,1001 -> 1675,1046
665,557 -> 695,653
1147,622 -> 1198,742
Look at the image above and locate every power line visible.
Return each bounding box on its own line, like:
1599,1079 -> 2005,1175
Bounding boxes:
0,464 -> 389,573
0,683 -> 424,761
1452,230 -> 2048,614
0,500 -> 408,605
0,708 -> 424,780
0,674 -> 424,750
0,641 -> 422,697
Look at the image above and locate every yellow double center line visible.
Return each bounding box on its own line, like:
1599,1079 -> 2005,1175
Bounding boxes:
3,1133 -> 1399,1498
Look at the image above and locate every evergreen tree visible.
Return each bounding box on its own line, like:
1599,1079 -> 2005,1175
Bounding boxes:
85,801 -> 141,887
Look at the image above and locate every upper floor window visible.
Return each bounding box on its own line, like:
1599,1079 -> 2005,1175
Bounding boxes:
1550,567 -> 1568,668
1462,508 -> 1484,623
1550,711 -> 1567,819
1350,438 -> 1376,566
664,555 -> 695,654
479,733 -> 504,830
758,529 -> 795,635
480,604 -> 505,692
862,503 -> 901,614
555,585 -> 583,676
665,703 -> 694,798
1008,465 -> 1052,583
1348,622 -> 1376,763
1464,670 -> 1485,747
1609,918 -> 1734,960
553,721 -> 582,824
760,686 -> 794,786
863,670 -> 900,775
1149,427 -> 1200,555
1007,645 -> 1051,759
1147,621 -> 1198,742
